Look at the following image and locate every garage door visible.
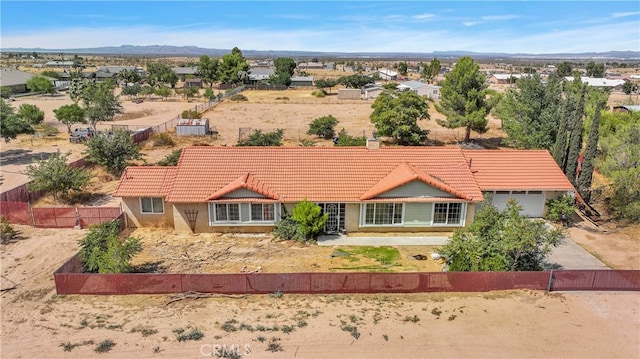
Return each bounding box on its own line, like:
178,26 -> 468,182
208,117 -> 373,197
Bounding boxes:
490,191 -> 545,217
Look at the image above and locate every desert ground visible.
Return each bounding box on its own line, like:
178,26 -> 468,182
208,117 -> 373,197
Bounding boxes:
1,225 -> 639,359
1,87 -> 639,358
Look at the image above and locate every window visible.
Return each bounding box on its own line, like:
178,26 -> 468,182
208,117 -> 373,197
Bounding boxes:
141,197 -> 163,214
433,203 -> 463,225
214,204 -> 240,222
251,204 -> 275,221
363,203 -> 403,225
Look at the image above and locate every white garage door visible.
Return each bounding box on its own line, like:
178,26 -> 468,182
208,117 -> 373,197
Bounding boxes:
490,191 -> 545,217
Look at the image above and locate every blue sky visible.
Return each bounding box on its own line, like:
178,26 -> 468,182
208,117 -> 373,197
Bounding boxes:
1,1 -> 639,53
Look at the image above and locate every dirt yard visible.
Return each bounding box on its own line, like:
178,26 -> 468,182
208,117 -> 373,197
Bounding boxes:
1,225 -> 639,359
130,228 -> 444,274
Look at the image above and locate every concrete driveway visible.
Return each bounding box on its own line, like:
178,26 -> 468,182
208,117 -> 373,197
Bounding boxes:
545,236 -> 609,269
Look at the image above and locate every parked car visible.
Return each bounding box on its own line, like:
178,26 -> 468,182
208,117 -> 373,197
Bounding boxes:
69,127 -> 95,143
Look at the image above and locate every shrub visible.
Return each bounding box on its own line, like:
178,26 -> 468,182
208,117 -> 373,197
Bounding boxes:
273,216 -> 304,242
545,194 -> 576,222
334,128 -> 367,147
0,216 -> 17,242
311,90 -> 325,98
35,123 -> 59,137
230,94 -> 248,101
308,115 -> 339,139
237,129 -> 283,146
95,339 -> 115,353
151,132 -> 175,147
181,109 -> 201,119
175,328 -> 204,342
291,199 -> 328,242
78,220 -> 142,273
156,148 -> 182,166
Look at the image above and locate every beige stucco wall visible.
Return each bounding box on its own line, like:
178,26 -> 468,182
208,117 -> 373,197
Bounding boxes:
120,197 -> 174,228
172,203 -> 277,234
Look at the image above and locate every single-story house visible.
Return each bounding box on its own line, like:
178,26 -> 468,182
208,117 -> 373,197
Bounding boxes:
114,146 -> 574,235
397,80 -> 441,100
248,67 -> 275,84
488,74 -> 532,84
563,76 -> 626,90
373,69 -> 398,81
290,76 -> 314,87
0,67 -> 42,93
363,85 -> 384,99
184,78 -> 203,88
338,88 -> 362,100
172,66 -> 198,76
298,62 -> 325,70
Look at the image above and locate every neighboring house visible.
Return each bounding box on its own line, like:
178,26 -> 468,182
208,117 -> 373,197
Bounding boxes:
114,146 -> 574,235
338,88 -> 362,100
0,68 -> 39,93
488,73 -> 530,84
172,66 -> 198,77
612,105 -> 640,113
397,80 -> 441,100
184,78 -> 203,88
248,67 -> 275,84
290,76 -> 314,87
563,76 -> 626,90
44,61 -> 75,68
373,69 -> 398,81
363,84 -> 384,99
298,62 -> 325,70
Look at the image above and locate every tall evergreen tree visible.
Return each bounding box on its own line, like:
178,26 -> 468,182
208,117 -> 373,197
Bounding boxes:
565,85 -> 587,184
552,95 -> 571,170
577,101 -> 602,201
436,56 -> 490,142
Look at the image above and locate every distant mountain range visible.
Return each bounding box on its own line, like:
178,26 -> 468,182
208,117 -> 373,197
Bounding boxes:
2,45 -> 639,60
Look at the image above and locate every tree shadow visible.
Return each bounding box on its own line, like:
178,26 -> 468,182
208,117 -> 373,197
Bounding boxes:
1,149 -> 60,166
132,261 -> 168,273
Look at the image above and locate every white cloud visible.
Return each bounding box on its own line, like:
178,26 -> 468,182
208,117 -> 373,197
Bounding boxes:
413,13 -> 435,21
462,21 -> 480,27
611,11 -> 640,18
481,15 -> 521,21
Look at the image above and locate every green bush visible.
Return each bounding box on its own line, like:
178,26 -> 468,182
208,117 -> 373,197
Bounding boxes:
151,132 -> 175,147
292,199 -> 328,242
237,129 -> 283,146
156,148 -> 182,166
545,194 -> 576,222
308,115 -> 339,139
230,94 -> 248,101
311,90 -> 325,98
180,109 -> 201,119
273,216 -> 304,242
0,216 -> 17,242
334,128 -> 366,146
78,220 -> 142,273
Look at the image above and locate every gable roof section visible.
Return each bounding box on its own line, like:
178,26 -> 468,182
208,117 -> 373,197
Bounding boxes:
161,147 -> 482,203
462,149 -> 574,191
359,162 -> 473,200
207,173 -> 280,200
114,167 -> 177,198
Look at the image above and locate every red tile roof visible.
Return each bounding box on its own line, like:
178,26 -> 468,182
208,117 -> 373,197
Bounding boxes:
114,167 -> 177,198
208,173 -> 280,200
462,149 -> 575,191
122,146 -> 483,203
114,147 -> 574,203
359,162 -> 474,201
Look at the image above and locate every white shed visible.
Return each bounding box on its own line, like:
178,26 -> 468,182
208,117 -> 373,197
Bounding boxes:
176,118 -> 209,136
338,88 -> 362,100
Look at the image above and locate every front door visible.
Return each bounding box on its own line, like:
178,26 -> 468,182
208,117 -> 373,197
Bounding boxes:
321,203 -> 345,234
